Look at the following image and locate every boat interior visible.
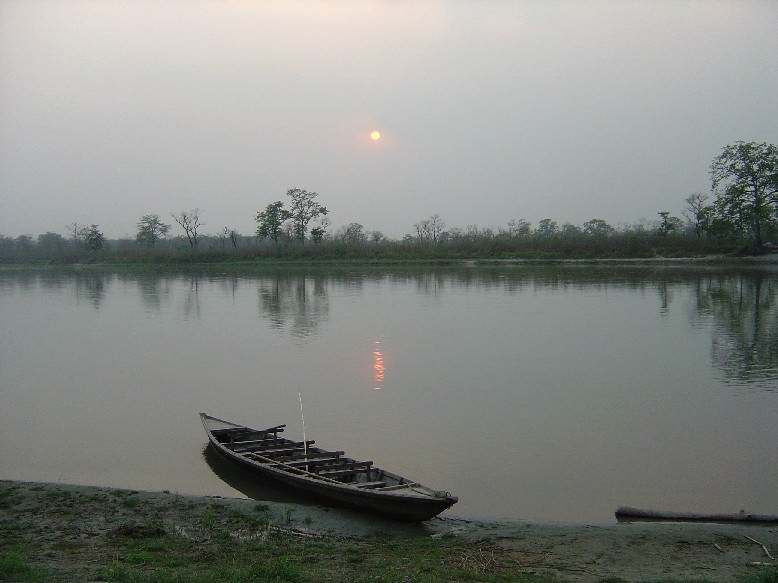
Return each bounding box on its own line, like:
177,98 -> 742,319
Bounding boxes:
209,423 -> 416,492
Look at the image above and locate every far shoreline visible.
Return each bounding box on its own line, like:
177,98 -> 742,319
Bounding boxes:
2,251 -> 778,271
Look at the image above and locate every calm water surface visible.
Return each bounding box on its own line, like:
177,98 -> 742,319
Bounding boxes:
1,265 -> 776,523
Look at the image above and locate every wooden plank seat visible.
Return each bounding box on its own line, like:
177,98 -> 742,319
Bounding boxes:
229,437 -> 281,448
246,452 -> 305,465
318,467 -> 372,479
211,427 -> 250,436
354,481 -> 387,489
245,449 -> 343,465
233,439 -> 313,453
212,424 -> 285,436
232,435 -> 284,445
247,447 -> 307,458
246,441 -> 316,454
271,452 -> 346,466
285,456 -> 341,468
312,459 -> 373,472
275,449 -> 344,460
376,483 -> 416,492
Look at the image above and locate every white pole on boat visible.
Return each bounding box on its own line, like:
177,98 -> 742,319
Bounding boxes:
299,391 -> 309,472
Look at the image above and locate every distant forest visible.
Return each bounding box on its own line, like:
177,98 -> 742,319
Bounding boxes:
1,210 -> 773,264
3,142 -> 776,264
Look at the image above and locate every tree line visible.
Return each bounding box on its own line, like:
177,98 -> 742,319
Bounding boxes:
2,141 -> 776,263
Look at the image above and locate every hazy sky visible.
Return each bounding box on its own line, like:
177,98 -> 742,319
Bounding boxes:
2,1 -> 777,240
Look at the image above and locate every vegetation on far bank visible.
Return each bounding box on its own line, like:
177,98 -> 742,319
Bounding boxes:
2,211 -> 776,267
2,141 -> 777,265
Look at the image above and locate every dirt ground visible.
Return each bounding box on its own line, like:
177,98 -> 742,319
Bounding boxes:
2,480 -> 776,582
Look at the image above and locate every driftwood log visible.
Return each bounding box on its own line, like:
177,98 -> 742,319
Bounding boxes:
615,506 -> 778,524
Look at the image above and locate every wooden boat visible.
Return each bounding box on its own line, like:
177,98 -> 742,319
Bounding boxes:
200,413 -> 458,521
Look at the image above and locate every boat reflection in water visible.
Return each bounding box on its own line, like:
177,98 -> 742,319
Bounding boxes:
203,444 -> 302,504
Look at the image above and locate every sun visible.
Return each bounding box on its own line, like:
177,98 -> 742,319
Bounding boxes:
370,130 -> 381,141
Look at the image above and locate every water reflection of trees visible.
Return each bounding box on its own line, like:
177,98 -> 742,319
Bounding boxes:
379,265 -> 715,295
257,275 -> 329,338
127,275 -> 172,312
381,266 -> 777,388
75,273 -> 109,310
4,266 -> 776,386
0,270 -> 111,309
691,272 -> 777,388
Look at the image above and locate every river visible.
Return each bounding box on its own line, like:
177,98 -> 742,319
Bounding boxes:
1,264 -> 775,523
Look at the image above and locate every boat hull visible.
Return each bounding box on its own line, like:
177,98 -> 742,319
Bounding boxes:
201,413 -> 457,521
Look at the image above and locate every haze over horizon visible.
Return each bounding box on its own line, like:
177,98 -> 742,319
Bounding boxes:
1,1 -> 777,240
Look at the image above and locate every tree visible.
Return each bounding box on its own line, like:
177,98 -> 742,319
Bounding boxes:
216,227 -> 238,249
582,218 -> 614,237
171,209 -> 203,249
536,218 -> 559,237
15,234 -> 33,251
65,223 -> 88,246
286,188 -> 328,243
227,228 -> 239,249
256,201 -> 291,243
561,223 -> 582,237
340,222 -> 366,243
414,219 -> 430,242
710,141 -> 778,251
506,218 -> 532,237
427,214 -> 445,243
310,226 -> 326,244
310,217 -> 330,244
683,192 -> 710,239
656,211 -> 682,237
415,214 -> 445,243
136,214 -> 171,247
83,225 -> 106,251
37,232 -> 66,253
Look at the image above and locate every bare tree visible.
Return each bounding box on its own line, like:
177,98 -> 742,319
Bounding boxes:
171,209 -> 203,249
217,227 -> 240,249
683,192 -> 710,239
415,214 -> 445,243
228,228 -> 239,249
414,219 -> 430,242
65,223 -> 88,246
428,214 -> 445,243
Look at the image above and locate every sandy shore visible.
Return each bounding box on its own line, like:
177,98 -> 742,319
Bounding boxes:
2,480 -> 776,582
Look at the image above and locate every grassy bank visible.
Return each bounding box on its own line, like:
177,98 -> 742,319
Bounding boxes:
2,481 -> 777,583
0,482 -> 544,583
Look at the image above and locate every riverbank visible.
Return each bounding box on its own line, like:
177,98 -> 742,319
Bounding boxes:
2,481 -> 776,582
1,248 -> 778,269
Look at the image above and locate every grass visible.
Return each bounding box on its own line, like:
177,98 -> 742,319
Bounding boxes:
89,533 -> 553,583
0,547 -> 50,582
1,482 -> 775,583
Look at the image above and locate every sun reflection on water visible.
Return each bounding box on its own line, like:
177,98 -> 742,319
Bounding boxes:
373,341 -> 385,390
